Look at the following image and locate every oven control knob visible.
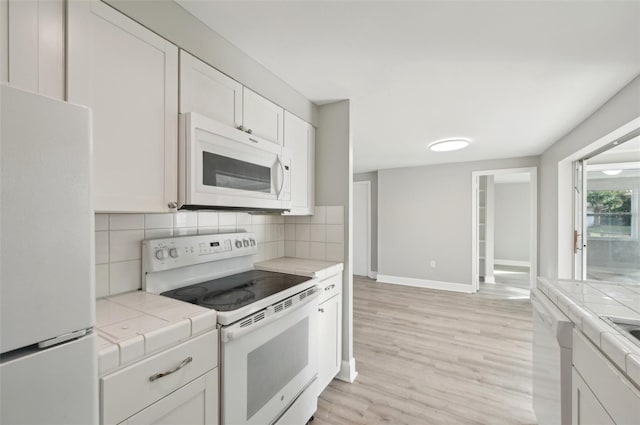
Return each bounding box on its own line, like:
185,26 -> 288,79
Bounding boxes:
235,240 -> 243,249
243,239 -> 250,247
250,238 -> 256,246
155,249 -> 168,260
169,248 -> 179,258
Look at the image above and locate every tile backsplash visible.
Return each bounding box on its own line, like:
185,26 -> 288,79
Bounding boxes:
95,206 -> 345,298
284,206 -> 345,262
95,211 -> 285,297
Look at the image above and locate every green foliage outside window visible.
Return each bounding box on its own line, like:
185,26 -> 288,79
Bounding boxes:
587,189 -> 632,238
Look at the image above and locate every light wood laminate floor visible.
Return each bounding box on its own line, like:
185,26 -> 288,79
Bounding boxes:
314,276 -> 536,425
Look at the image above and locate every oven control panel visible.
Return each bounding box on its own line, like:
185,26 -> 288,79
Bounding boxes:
142,232 -> 258,274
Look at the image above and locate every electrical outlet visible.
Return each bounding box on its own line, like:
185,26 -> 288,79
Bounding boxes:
430,260 -> 436,268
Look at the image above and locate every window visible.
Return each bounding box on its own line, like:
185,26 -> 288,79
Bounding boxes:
586,188 -> 636,240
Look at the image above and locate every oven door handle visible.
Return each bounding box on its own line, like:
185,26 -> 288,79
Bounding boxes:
221,287 -> 320,343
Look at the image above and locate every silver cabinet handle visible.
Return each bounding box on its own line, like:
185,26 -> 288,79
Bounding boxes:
318,308 -> 324,313
149,356 -> 193,382
167,201 -> 178,209
249,138 -> 259,144
246,128 -> 253,134
324,284 -> 335,291
237,125 -> 245,132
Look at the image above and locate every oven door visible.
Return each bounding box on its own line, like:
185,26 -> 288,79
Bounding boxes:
180,112 -> 291,209
220,288 -> 319,425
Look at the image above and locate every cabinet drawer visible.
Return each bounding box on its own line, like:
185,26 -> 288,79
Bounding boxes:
102,330 -> 218,425
573,330 -> 640,424
318,274 -> 342,304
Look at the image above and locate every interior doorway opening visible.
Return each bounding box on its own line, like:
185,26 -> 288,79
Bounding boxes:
472,167 -> 538,298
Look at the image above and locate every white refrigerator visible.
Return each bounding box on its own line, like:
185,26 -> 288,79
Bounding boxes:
0,85 -> 98,424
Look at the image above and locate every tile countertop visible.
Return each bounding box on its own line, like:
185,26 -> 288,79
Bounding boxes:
254,257 -> 344,279
95,291 -> 217,376
537,277 -> 640,386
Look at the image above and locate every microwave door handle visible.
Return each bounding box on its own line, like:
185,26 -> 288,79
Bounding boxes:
275,155 -> 285,199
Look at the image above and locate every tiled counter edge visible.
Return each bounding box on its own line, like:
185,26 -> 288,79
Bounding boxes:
96,292 -> 217,375
537,277 -> 640,387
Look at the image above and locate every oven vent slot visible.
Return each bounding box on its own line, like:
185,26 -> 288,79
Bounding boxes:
300,292 -> 307,301
239,318 -> 253,328
284,299 -> 293,308
274,303 -> 284,313
254,312 -> 265,323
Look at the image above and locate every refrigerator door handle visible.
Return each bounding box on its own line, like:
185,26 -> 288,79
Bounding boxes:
38,328 -> 90,349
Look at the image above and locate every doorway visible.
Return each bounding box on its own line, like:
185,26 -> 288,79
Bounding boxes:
353,181 -> 371,277
471,167 -> 538,295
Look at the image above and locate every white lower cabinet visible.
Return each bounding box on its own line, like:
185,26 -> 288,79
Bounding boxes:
121,369 -> 218,425
572,330 -> 640,425
101,331 -> 218,425
316,274 -> 342,394
572,368 -> 614,425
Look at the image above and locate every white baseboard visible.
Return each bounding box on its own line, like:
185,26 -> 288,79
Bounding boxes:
376,274 -> 475,294
336,358 -> 358,383
495,259 -> 530,268
484,276 -> 496,284
368,271 -> 377,279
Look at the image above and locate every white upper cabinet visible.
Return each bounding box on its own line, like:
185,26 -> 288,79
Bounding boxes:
242,87 -> 284,145
283,111 -> 315,215
179,50 -> 242,129
67,0 -> 178,212
180,50 -> 284,145
1,0 -> 65,99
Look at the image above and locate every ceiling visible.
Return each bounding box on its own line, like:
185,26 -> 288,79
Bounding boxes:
176,1 -> 640,173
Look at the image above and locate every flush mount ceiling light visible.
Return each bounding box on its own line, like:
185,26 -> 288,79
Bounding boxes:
428,138 -> 471,152
602,169 -> 622,176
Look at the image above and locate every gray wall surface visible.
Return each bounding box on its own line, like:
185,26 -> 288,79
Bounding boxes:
378,156 -> 539,288
494,182 -> 530,263
315,100 -> 355,378
104,0 -> 318,126
539,75 -> 640,279
353,171 -> 378,272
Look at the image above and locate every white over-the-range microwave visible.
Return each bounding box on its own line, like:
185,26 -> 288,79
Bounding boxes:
178,112 -> 291,211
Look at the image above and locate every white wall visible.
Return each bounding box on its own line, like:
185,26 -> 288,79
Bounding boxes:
539,75 -> 640,279
353,172 -> 378,272
494,182 -> 530,264
104,0 -> 318,125
378,156 -> 539,290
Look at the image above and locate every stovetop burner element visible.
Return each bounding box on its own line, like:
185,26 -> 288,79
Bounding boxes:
160,270 -> 310,312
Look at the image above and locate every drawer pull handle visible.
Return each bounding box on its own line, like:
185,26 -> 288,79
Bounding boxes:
324,284 -> 335,291
149,356 -> 193,382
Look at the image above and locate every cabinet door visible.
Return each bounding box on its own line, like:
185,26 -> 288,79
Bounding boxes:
3,0 -> 65,99
242,87 -> 284,145
317,293 -> 341,393
283,112 -> 314,215
122,369 -> 218,425
572,368 -> 614,425
179,50 -> 242,129
68,0 -> 178,212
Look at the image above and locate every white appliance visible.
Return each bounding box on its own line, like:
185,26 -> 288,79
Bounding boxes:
179,112 -> 292,211
143,233 -> 319,425
0,85 -> 98,425
532,287 -> 573,425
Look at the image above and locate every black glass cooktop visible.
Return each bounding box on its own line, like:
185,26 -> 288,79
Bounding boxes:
161,270 -> 309,312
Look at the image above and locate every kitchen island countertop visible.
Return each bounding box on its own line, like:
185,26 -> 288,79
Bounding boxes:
537,277 -> 640,387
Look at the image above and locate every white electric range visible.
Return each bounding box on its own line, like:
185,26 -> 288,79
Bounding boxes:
143,232 -> 319,425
